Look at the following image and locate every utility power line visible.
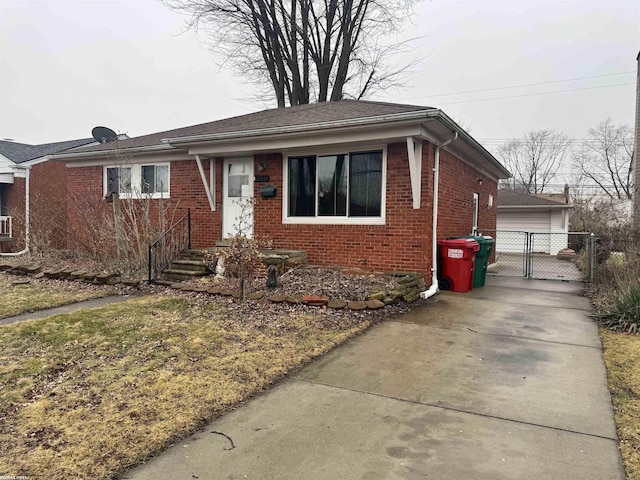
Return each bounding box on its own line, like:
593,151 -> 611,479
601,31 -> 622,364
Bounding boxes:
406,71 -> 635,100
434,83 -> 634,106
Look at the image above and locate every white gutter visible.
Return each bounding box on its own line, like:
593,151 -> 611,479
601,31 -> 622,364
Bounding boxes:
420,132 -> 458,300
1,165 -> 30,257
164,111 -> 432,145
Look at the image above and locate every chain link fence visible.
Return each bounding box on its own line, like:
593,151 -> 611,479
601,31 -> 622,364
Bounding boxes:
483,230 -> 595,281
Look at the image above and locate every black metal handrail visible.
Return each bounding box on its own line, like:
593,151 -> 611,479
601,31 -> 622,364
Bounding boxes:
148,208 -> 191,283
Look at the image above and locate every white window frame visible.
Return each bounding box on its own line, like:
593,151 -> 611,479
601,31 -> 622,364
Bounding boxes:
472,192 -> 479,233
103,163 -> 170,199
282,147 -> 386,225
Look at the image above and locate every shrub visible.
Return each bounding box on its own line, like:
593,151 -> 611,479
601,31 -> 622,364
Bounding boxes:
595,281 -> 640,333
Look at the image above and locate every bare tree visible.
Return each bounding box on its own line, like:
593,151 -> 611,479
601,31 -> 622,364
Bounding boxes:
498,129 -> 572,194
573,119 -> 634,200
163,0 -> 417,107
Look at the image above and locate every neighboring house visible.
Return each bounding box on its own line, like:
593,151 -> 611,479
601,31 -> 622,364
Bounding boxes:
0,138 -> 95,252
52,100 -> 510,276
496,189 -> 573,255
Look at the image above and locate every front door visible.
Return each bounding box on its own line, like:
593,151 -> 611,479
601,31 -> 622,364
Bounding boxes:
222,157 -> 254,239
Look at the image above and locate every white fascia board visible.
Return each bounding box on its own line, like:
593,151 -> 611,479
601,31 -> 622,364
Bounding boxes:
0,154 -> 15,167
65,151 -> 190,168
166,111 -> 432,146
498,204 -> 573,210
186,123 -> 424,156
0,173 -> 15,183
21,155 -> 50,167
50,144 -> 177,163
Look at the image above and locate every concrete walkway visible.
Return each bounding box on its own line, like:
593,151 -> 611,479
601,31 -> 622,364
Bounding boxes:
0,294 -> 138,326
124,277 -> 624,480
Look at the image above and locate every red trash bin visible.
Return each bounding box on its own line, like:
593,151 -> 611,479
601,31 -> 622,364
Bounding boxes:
438,239 -> 480,292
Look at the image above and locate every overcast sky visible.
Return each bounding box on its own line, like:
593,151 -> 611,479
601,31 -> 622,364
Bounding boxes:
1,0 -> 638,159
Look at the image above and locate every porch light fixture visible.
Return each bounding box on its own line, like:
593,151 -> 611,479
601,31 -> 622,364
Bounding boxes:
258,161 -> 266,171
477,178 -> 483,186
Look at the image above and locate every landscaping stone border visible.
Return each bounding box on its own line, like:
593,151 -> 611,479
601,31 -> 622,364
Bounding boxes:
0,261 -> 428,310
168,272 -> 428,310
0,262 -> 138,288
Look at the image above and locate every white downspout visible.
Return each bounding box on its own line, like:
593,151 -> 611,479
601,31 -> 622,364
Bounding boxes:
420,132 -> 458,299
1,165 -> 30,257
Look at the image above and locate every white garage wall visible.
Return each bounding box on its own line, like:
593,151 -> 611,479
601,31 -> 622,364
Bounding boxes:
496,209 -> 570,255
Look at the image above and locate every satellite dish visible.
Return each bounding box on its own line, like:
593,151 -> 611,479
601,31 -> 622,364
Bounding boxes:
92,126 -> 118,144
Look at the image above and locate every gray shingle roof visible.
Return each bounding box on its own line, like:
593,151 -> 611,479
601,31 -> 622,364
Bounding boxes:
498,189 -> 568,207
0,138 -> 95,164
75,100 -> 434,154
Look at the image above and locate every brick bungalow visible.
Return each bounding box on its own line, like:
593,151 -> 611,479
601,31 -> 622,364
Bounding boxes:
52,100 -> 510,287
0,138 -> 95,253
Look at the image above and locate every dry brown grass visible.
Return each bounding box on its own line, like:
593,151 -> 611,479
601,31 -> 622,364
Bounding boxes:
0,295 -> 374,479
600,327 -> 640,479
0,275 -> 114,319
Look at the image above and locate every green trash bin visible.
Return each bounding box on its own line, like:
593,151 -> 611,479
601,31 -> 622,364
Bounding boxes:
449,235 -> 495,288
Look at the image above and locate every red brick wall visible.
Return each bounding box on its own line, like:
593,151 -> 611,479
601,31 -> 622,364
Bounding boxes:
65,159 -> 222,255
253,142 -> 497,276
63,144 -> 498,276
30,160 -> 69,249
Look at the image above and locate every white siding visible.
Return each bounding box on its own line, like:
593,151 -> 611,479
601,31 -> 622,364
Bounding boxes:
496,210 -> 551,253
496,209 -> 570,255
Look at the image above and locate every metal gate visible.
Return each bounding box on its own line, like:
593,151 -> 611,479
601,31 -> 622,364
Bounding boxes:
483,230 -> 595,281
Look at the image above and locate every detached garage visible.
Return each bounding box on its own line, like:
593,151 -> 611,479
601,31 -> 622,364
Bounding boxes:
496,190 -> 572,255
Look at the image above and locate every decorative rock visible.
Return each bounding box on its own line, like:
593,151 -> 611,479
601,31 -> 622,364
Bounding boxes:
247,291 -> 265,300
81,272 -> 97,281
286,295 -> 302,304
220,289 -> 236,297
33,272 -> 45,279
366,299 -> 385,309
70,270 -> 86,280
12,279 -> 30,285
267,294 -> 287,303
231,291 -> 242,299
207,286 -> 222,295
43,268 -> 64,279
60,269 -> 75,279
95,272 -> 118,284
194,286 -> 210,293
369,291 -> 386,301
0,263 -> 12,271
383,296 -> 398,305
171,283 -> 186,290
120,280 -> 140,288
348,301 -> 367,310
327,299 -> 348,309
557,248 -> 577,261
403,292 -> 420,302
302,295 -> 329,306
23,264 -> 43,274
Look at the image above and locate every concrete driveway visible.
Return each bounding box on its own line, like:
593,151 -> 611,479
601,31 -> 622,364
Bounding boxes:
124,277 -> 623,480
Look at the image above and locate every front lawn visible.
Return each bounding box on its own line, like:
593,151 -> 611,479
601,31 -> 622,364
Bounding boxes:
0,275 -> 114,319
600,328 -> 640,479
0,295 -> 376,479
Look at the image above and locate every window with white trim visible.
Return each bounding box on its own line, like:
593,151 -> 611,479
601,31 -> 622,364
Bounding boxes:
104,164 -> 170,199
472,192 -> 479,233
285,150 -> 384,224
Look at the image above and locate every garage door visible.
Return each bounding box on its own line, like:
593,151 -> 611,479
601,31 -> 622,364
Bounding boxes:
496,211 -> 551,253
